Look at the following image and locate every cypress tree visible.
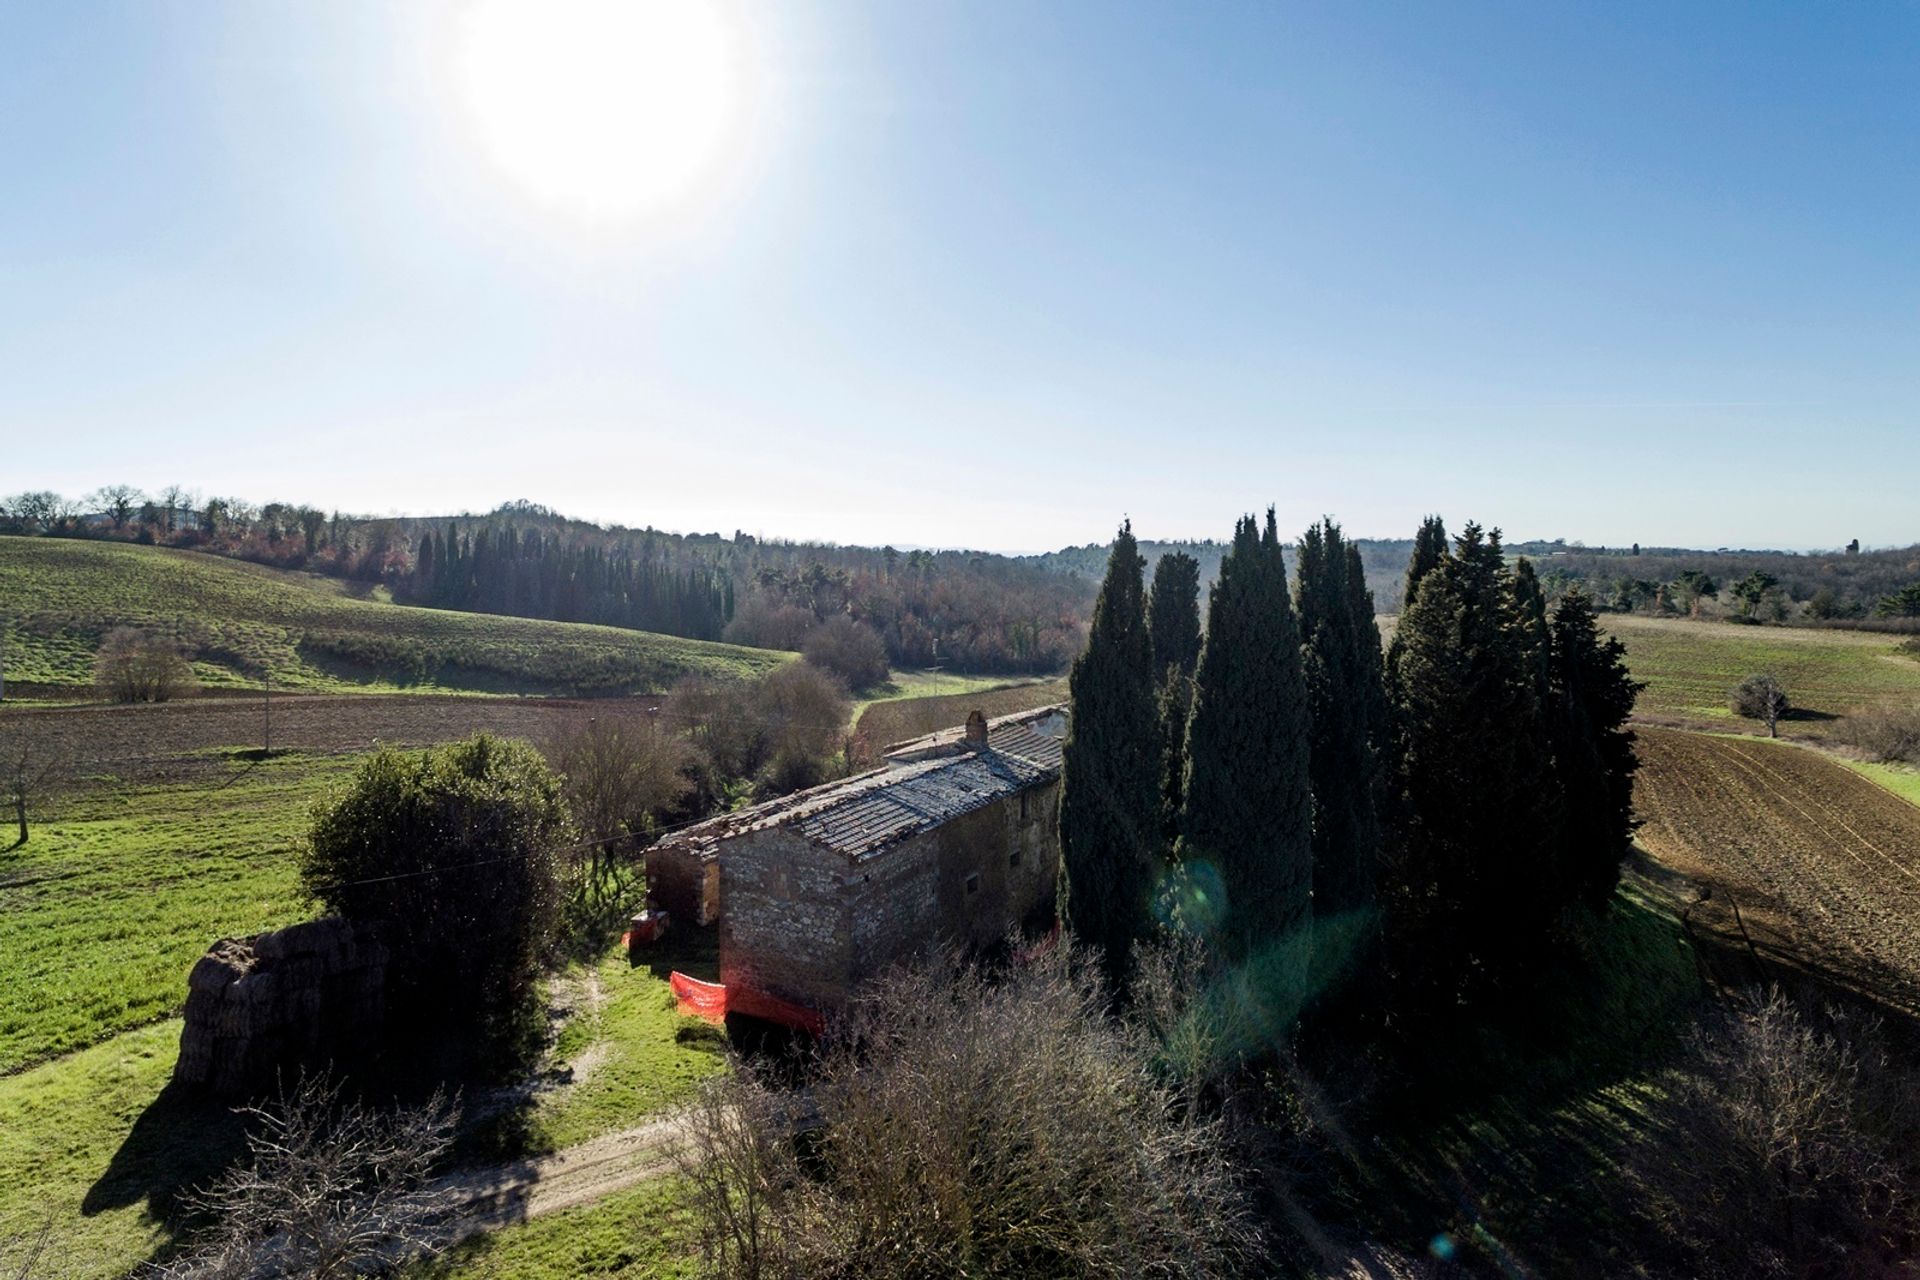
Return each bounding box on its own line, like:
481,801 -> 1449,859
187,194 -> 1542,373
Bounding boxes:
1148,553 -> 1203,678
1179,510 -> 1313,985
1297,519 -> 1384,933
1402,515 -> 1448,611
1548,588 -> 1643,914
1344,540 -> 1390,802
1060,521 -> 1161,991
1147,552 -> 1203,840
1387,523 -> 1560,1000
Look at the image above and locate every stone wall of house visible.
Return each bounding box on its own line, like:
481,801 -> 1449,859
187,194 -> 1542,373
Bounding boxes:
644,842 -> 717,925
719,828 -> 852,1009
173,916 -> 389,1097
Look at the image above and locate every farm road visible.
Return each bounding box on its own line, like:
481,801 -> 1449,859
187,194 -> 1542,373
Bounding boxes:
430,1113 -> 687,1245
1635,726 -> 1920,1012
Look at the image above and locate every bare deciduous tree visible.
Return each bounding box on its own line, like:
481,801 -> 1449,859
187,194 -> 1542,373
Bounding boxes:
86,484 -> 143,528
545,711 -> 697,910
145,1074 -> 458,1280
678,945 -> 1260,1279
1730,673 -> 1790,738
1,724 -> 67,847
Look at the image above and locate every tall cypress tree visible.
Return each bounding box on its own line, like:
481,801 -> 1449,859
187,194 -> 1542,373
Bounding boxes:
1387,523 -> 1559,999
1180,510 -> 1313,986
1401,515 -> 1449,611
1060,521 -> 1161,990
1548,589 -> 1643,914
1148,553 -> 1203,677
1297,519 -> 1384,931
1147,552 -> 1203,839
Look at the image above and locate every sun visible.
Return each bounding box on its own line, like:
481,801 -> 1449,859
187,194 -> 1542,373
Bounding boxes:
457,0 -> 745,220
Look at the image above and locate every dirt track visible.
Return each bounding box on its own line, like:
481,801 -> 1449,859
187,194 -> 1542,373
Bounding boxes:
1635,726 -> 1920,1012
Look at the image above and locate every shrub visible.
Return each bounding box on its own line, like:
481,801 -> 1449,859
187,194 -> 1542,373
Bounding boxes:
93,626 -> 196,703
749,662 -> 850,795
800,616 -> 890,691
1624,987 -> 1919,1279
722,597 -> 817,651
1836,703 -> 1920,764
678,945 -> 1260,1278
302,735 -> 569,1075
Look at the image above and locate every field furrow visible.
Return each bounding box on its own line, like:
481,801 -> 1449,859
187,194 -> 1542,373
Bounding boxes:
1634,726 -> 1920,1011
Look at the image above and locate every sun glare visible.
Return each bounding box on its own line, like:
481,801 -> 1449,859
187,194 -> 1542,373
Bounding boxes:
458,0 -> 745,220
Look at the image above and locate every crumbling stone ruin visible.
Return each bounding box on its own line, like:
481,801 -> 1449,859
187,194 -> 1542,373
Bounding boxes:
174,916 -> 389,1097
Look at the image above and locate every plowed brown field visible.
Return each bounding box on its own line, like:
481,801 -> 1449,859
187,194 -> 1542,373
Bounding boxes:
0,694 -> 662,789
1635,725 -> 1920,1011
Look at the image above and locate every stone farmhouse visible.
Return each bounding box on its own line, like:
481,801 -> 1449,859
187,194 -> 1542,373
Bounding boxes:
646,704 -> 1067,1022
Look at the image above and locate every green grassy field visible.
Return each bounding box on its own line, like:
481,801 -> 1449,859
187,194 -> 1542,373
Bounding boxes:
0,756 -> 340,1074
1604,614 -> 1920,735
0,536 -> 787,696
0,733 -> 725,1279
0,1019 -> 232,1279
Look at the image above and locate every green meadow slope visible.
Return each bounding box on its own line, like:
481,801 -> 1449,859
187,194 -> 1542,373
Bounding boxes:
0,537 -> 787,696
1604,614 -> 1920,735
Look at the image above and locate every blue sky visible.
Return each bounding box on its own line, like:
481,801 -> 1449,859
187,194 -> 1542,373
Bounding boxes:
2,2 -> 1914,551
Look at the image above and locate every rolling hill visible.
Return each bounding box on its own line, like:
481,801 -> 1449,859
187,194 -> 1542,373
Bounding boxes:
0,537 -> 788,696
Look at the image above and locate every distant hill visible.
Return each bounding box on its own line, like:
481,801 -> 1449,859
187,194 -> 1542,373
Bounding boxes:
0,537 -> 787,697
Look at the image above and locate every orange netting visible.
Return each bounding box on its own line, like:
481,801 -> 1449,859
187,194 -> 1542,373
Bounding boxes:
669,971 -> 825,1035
670,972 -> 729,1024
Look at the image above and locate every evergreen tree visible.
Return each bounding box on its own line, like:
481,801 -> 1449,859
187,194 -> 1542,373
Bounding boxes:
1148,553 -> 1203,678
1387,523 -> 1559,1000
1548,589 -> 1643,913
1147,552 -> 1203,840
1297,519 -> 1384,931
1060,521 -> 1161,990
1180,510 -> 1313,986
1401,515 -> 1449,611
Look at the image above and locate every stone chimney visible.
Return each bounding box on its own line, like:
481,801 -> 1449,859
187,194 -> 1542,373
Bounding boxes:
964,709 -> 988,749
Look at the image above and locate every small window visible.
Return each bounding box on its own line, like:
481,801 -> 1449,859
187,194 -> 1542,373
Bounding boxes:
1009,847 -> 1022,868
1020,792 -> 1030,821
965,873 -> 980,895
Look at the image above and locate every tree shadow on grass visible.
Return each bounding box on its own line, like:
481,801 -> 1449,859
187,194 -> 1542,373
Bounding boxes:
81,1082 -> 248,1237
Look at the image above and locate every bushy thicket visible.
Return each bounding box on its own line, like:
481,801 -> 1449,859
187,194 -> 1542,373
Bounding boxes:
93,626 -> 196,703
670,662 -> 852,800
302,736 -> 569,1076
679,946 -> 1260,1279
1836,702 -> 1920,763
1624,986 -> 1920,1279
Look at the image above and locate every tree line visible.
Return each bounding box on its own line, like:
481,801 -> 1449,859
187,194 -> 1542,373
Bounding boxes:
1061,509 -> 1643,1037
1,488 -> 1094,674
402,522 -> 733,641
